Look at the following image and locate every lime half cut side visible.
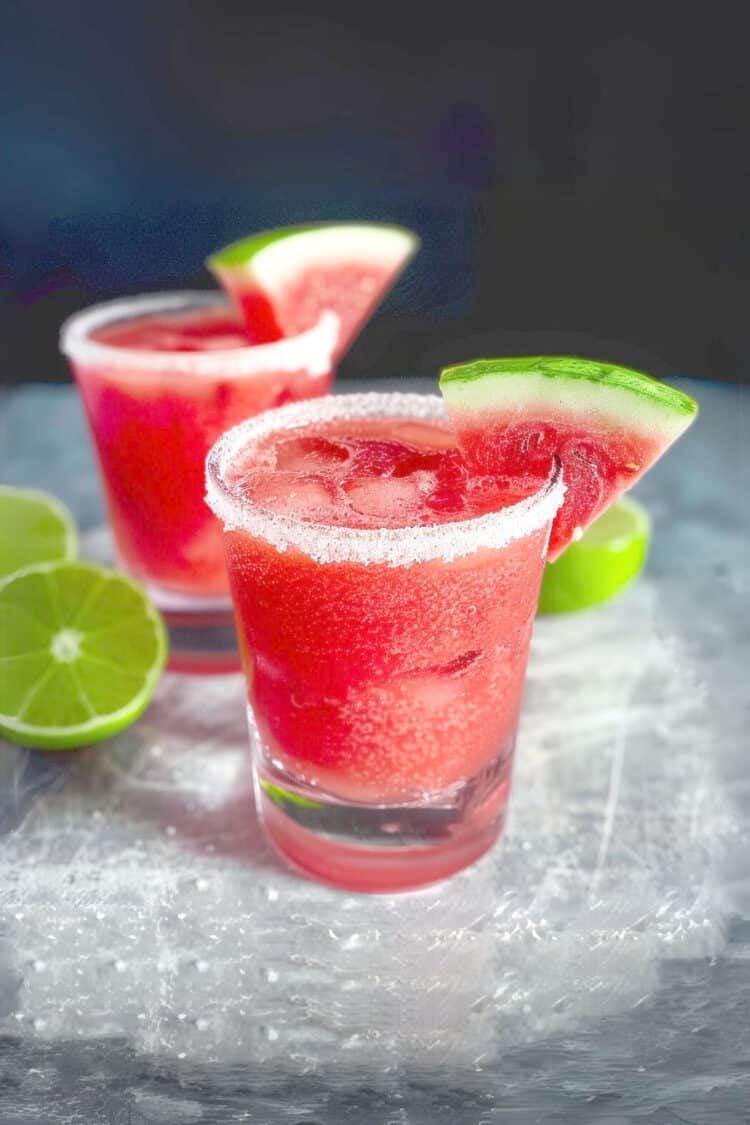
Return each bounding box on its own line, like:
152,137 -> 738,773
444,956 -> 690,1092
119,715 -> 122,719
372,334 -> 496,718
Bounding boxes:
0,561 -> 168,749
0,486 -> 78,578
538,496 -> 651,614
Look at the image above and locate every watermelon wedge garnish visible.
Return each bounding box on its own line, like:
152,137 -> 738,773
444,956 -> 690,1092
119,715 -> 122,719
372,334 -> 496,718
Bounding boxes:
207,222 -> 419,357
439,356 -> 698,560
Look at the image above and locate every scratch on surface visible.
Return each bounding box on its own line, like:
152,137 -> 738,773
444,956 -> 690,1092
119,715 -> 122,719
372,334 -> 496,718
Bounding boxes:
589,721 -> 627,899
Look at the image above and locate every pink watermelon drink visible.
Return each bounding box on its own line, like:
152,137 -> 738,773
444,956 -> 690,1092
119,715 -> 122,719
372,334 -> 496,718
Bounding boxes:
206,394 -> 565,893
60,223 -> 419,609
61,294 -> 338,604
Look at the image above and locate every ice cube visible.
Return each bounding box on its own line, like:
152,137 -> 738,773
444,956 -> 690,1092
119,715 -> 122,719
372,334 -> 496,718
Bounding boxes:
351,439 -> 415,477
240,471 -> 339,522
342,475 -> 424,524
273,435 -> 350,473
390,449 -> 445,478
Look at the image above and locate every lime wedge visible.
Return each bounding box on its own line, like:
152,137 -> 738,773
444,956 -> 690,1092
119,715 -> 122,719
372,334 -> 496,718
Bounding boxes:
0,561 -> 167,749
0,486 -> 78,578
537,497 -> 651,614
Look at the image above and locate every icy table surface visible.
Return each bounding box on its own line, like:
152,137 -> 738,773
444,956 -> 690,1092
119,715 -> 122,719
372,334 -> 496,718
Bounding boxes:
0,377 -> 748,1124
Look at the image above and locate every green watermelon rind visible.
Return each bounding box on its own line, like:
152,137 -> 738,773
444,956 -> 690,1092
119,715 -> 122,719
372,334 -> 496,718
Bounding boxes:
207,224 -> 324,270
440,356 -> 698,437
208,222 -> 420,272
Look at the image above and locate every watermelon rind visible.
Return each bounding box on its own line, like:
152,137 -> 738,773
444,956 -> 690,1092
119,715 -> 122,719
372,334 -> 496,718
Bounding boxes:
208,222 -> 419,284
208,224 -> 324,270
440,356 -> 697,439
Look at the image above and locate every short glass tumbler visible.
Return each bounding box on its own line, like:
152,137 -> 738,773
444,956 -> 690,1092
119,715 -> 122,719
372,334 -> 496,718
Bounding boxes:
60,292 -> 338,610
206,393 -> 564,892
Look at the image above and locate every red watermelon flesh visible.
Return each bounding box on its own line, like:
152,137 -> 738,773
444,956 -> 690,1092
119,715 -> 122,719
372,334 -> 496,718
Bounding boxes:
440,357 -> 698,561
208,223 -> 419,359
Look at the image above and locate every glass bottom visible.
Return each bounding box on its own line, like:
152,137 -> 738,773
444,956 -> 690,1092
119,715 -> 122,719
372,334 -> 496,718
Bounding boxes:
252,724 -> 516,894
158,605 -> 241,676
138,581 -> 241,676
143,579 -> 233,614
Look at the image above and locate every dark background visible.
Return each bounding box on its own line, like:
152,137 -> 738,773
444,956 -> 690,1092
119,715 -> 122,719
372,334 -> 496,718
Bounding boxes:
1,3 -> 748,386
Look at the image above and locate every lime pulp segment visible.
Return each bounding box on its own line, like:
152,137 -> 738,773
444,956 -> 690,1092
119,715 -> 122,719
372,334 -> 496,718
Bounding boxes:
0,561 -> 167,749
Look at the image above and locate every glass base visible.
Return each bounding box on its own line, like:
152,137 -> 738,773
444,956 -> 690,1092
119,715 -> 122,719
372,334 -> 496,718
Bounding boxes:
159,605 -> 241,676
253,733 -> 515,894
138,581 -> 241,676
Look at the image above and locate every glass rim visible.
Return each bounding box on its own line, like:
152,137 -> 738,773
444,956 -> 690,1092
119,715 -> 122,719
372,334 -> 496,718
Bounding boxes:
205,392 -> 566,567
59,291 -> 339,380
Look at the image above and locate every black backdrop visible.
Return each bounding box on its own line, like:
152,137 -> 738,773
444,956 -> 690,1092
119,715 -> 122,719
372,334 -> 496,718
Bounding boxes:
1,3 -> 748,385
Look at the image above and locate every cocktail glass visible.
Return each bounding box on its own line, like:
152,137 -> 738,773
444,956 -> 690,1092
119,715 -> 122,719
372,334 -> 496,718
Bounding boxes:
60,293 -> 338,670
206,393 -> 564,892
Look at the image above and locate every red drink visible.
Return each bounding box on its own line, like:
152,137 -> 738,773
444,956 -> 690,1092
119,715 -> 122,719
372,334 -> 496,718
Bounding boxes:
207,394 -> 564,892
60,294 -> 338,607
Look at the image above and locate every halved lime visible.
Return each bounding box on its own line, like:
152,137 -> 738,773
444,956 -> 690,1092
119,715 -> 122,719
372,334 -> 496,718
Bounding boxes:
538,496 -> 651,614
0,486 -> 78,578
0,561 -> 167,749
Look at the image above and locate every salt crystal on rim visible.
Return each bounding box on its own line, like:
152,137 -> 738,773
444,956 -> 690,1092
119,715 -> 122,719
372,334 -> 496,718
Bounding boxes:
59,292 -> 339,380
206,394 -> 565,567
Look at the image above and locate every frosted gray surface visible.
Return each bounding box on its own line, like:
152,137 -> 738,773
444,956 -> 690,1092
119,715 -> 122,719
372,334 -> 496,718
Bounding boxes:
1,377 -> 748,1123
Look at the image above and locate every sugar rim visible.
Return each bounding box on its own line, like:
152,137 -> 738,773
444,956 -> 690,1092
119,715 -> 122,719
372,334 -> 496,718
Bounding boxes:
59,292 -> 339,379
205,393 -> 565,566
